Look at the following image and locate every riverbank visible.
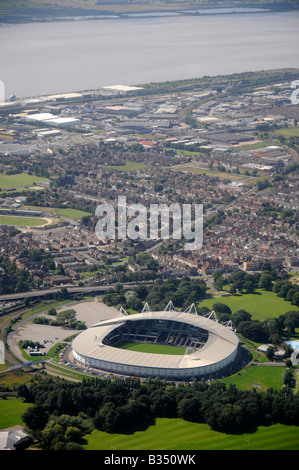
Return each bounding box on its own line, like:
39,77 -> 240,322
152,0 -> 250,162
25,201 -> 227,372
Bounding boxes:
0,1 -> 298,24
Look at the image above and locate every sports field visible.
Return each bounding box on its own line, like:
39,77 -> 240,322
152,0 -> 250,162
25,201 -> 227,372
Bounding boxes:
0,215 -> 48,226
55,208 -> 92,219
0,173 -> 47,189
116,340 -> 186,355
23,205 -> 92,220
84,417 -> 299,450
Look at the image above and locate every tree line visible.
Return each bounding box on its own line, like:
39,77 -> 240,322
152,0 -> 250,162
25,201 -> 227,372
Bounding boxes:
33,308 -> 86,330
213,267 -> 299,307
16,373 -> 299,450
103,276 -> 208,312
203,301 -> 299,348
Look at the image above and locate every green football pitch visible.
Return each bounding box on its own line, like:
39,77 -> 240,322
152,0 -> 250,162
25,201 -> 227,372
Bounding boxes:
0,215 -> 48,226
116,341 -> 186,355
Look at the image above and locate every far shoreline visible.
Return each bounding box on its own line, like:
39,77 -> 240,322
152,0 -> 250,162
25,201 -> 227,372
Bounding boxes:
0,3 -> 298,25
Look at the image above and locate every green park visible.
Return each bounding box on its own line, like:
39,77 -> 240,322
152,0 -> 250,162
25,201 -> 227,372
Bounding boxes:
199,288 -> 299,322
0,173 -> 48,190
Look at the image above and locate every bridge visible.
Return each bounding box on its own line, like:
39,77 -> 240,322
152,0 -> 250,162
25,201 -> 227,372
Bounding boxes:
0,282 -> 152,302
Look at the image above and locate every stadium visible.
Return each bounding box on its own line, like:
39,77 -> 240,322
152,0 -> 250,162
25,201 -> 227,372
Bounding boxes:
71,302 -> 240,380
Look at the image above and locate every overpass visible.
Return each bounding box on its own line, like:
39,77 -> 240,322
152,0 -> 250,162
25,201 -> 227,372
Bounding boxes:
0,282 -> 152,302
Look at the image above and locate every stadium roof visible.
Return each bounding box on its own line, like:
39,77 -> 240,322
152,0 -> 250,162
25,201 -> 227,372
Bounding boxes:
72,310 -> 239,371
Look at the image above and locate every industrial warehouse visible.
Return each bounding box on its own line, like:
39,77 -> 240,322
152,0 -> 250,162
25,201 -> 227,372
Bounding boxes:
71,304 -> 240,380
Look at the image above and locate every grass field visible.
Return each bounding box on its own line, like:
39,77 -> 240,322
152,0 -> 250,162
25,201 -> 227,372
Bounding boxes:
55,208 -> 92,219
116,341 -> 186,355
103,162 -> 148,172
2,398 -> 298,450
199,289 -> 299,321
170,163 -> 244,181
274,127 -> 299,137
84,417 -> 299,450
230,141 -> 272,151
221,365 -> 285,391
23,205 -> 92,220
0,215 -> 48,226
0,398 -> 30,429
0,173 -> 47,190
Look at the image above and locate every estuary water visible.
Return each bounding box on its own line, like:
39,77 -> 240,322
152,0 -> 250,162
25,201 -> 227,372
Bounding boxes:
0,11 -> 298,99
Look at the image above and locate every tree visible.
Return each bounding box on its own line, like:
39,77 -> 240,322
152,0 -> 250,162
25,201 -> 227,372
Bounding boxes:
284,311 -> 299,335
216,404 -> 245,432
263,317 -> 283,344
56,309 -> 76,326
212,270 -> 223,281
214,276 -> 224,291
64,426 -> 82,443
258,273 -> 273,291
17,384 -> 31,402
229,284 -> 237,294
22,405 -> 48,431
282,368 -> 295,389
238,320 -> 268,343
177,397 -> 202,422
213,303 -> 232,315
232,309 -> 252,327
266,346 -> 276,361
41,423 -> 64,449
293,292 -> 299,307
244,280 -> 255,294
55,264 -> 65,276
65,442 -> 84,450
54,287 -> 69,301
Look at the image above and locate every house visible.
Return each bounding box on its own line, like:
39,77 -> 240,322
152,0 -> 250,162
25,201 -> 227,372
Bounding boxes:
139,140 -> 157,149
43,274 -> 72,286
0,426 -> 29,450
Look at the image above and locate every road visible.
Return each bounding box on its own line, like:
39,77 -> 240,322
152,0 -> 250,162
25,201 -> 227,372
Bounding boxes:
0,282 -> 153,302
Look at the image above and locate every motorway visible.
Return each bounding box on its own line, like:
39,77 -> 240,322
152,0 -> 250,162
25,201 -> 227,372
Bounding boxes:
0,282 -> 152,302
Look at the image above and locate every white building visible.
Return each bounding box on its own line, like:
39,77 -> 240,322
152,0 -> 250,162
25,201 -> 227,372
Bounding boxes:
72,307 -> 239,380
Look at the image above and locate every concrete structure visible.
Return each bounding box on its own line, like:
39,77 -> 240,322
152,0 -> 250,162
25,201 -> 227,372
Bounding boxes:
72,305 -> 239,380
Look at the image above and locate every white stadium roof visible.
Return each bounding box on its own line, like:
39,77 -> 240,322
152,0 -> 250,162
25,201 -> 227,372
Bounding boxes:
72,309 -> 239,378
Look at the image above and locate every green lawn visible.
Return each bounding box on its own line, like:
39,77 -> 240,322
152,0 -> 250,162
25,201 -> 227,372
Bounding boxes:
103,162 -> 147,172
55,208 -> 92,219
170,163 -> 244,181
116,341 -> 186,355
22,205 -> 92,220
274,127 -> 299,137
84,417 -> 299,450
199,289 -> 299,321
2,395 -> 299,451
221,365 -> 285,391
0,215 -> 48,226
231,141 -> 272,151
0,398 -> 30,429
0,173 -> 47,190
21,205 -> 92,220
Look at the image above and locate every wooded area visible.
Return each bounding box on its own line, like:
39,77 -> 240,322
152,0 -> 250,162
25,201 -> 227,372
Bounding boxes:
17,374 -> 299,450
